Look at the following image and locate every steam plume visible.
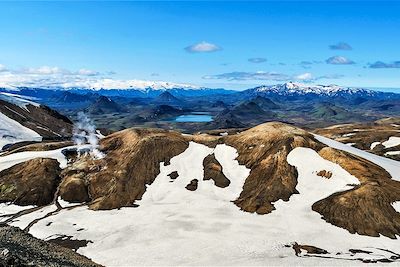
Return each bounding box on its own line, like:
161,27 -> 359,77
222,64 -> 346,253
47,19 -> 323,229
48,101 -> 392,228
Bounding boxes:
73,112 -> 104,159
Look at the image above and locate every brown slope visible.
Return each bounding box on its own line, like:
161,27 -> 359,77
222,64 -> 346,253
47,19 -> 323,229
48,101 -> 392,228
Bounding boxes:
86,128 -> 189,210
314,147 -> 400,238
224,122 -> 323,214
2,121 -> 400,240
313,121 -> 400,161
0,99 -> 73,139
0,158 -> 61,206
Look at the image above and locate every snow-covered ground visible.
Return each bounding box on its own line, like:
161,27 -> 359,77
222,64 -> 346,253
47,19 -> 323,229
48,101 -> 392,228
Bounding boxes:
0,92 -> 40,110
382,136 -> 400,149
385,151 -> 400,156
368,136 -> 400,151
0,111 -> 42,149
0,144 -> 91,171
2,141 -> 400,266
370,141 -> 381,150
394,202 -> 400,213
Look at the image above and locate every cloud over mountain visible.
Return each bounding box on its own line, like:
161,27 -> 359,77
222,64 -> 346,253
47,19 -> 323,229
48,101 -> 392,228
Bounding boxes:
0,64 -> 196,89
185,41 -> 222,53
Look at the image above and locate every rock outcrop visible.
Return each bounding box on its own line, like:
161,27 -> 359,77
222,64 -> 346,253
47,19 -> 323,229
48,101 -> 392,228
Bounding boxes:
314,147 -> 400,238
0,224 -> 101,267
224,122 -> 323,214
87,128 -> 189,210
0,158 -> 61,206
203,154 -> 230,188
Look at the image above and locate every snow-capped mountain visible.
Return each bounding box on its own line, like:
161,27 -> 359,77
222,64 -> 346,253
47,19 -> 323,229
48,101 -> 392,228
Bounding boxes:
245,82 -> 396,99
0,92 -> 73,150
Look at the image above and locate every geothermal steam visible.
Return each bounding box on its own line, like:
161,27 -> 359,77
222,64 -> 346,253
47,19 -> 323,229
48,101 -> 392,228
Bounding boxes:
73,112 -> 104,159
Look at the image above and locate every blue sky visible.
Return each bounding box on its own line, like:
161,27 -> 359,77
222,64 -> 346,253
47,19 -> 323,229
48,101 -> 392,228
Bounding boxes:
0,1 -> 399,90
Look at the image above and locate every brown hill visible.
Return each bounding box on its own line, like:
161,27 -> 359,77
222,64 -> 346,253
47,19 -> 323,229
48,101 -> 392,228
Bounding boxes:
1,122 -> 400,239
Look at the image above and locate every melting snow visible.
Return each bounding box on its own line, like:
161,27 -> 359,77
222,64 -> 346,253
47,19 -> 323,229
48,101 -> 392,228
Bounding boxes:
370,141 -> 381,150
3,142 -> 398,266
0,144 -> 91,171
394,202 -> 400,213
315,134 -> 400,181
382,136 -> 400,149
385,151 -> 400,156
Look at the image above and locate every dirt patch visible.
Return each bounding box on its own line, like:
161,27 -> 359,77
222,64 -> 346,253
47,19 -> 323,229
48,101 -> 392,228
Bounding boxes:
316,170 -> 332,179
168,171 -> 179,180
293,242 -> 328,256
185,179 -> 198,191
47,235 -> 93,252
203,154 -> 230,188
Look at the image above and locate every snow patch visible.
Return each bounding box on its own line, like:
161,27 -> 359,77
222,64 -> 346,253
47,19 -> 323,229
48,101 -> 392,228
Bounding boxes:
370,141 -> 381,150
393,202 -> 400,213
0,144 -> 91,172
385,151 -> 400,156
0,112 -> 42,149
382,136 -> 400,149
0,92 -> 40,111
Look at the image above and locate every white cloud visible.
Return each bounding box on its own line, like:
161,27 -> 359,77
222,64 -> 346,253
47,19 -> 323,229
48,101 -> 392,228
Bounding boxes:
23,66 -> 69,75
0,64 -> 8,72
295,72 -> 313,81
77,69 -> 99,76
248,58 -> 267,63
185,41 -> 222,53
326,56 -> 355,65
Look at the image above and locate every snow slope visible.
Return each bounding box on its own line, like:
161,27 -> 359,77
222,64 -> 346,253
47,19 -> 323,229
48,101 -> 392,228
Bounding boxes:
0,92 -> 40,110
0,111 -> 42,149
314,134 -> 400,181
3,142 -> 399,266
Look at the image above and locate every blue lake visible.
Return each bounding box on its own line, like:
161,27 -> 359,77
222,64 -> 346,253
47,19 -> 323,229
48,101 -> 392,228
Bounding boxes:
173,113 -> 213,122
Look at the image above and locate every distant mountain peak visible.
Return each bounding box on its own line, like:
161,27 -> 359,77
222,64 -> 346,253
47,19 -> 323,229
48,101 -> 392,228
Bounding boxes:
251,82 -> 374,97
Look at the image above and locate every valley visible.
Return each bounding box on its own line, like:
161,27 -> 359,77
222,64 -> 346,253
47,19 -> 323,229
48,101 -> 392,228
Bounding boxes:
0,83 -> 400,266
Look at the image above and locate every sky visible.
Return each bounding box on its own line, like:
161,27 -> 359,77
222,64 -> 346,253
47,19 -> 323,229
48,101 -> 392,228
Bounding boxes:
0,1 -> 400,91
